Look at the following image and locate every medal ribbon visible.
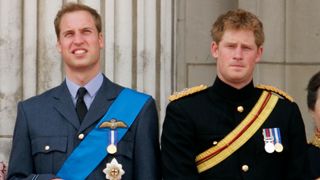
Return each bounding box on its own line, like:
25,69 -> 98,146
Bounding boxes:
109,130 -> 117,147
274,128 -> 281,144
263,128 -> 275,153
263,128 -> 274,143
57,88 -> 150,180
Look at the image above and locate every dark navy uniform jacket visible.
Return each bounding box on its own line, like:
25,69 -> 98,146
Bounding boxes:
8,75 -> 161,180
307,144 -> 320,179
161,77 -> 307,180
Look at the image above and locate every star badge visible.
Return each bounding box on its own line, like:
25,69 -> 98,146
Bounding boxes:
103,158 -> 125,180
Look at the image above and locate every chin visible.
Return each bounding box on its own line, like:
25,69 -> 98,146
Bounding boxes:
228,74 -> 245,80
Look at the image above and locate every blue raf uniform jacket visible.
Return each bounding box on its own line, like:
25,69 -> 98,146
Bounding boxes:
8,75 -> 161,180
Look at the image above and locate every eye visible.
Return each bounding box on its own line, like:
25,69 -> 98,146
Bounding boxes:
226,44 -> 236,48
82,29 -> 93,34
242,46 -> 252,50
64,32 -> 74,38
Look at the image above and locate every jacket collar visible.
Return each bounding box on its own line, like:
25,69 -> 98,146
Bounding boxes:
211,77 -> 256,102
52,75 -> 123,131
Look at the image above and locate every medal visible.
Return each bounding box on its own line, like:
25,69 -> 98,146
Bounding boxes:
99,119 -> 128,155
262,128 -> 275,153
107,129 -> 117,154
107,144 -> 117,154
273,128 -> 283,153
264,142 -> 275,153
274,143 -> 283,153
103,158 -> 125,180
263,128 -> 284,153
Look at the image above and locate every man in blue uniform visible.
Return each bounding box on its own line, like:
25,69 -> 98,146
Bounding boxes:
161,9 -> 307,179
7,3 -> 161,180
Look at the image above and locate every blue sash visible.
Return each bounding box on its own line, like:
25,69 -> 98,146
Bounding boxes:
56,88 -> 150,180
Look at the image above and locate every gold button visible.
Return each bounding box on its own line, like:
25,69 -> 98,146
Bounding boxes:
241,164 -> 249,172
44,145 -> 50,151
213,141 -> 218,145
78,133 -> 85,140
237,106 -> 244,113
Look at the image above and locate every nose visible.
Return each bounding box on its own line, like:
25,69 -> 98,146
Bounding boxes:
234,46 -> 243,60
73,33 -> 84,45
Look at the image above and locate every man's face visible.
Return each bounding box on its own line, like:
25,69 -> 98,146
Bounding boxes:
311,90 -> 320,131
56,10 -> 103,73
211,29 -> 263,88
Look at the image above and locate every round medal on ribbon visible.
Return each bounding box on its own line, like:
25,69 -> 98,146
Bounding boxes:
107,144 -> 117,154
264,142 -> 275,153
274,143 -> 283,153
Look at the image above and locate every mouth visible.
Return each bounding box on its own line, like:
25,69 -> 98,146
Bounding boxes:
230,64 -> 244,68
72,49 -> 88,55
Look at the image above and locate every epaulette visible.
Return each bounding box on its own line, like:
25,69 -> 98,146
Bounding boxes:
168,84 -> 208,102
255,84 -> 294,102
309,133 -> 320,148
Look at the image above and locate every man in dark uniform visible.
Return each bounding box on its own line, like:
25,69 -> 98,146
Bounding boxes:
161,9 -> 308,179
306,71 -> 320,179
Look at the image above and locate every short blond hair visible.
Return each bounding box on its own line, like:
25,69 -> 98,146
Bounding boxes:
211,9 -> 264,47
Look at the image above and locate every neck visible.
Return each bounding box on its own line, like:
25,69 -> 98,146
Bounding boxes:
217,75 -> 253,90
66,70 -> 100,86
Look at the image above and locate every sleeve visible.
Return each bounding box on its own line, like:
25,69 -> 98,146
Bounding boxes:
7,102 -> 56,180
134,98 -> 162,180
161,102 -> 199,180
286,102 -> 308,180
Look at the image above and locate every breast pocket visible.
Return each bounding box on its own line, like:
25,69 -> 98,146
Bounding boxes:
31,136 -> 67,173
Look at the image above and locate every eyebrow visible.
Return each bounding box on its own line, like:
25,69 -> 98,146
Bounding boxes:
61,26 -> 95,35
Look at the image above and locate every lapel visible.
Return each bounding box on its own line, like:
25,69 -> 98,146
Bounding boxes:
53,82 -> 81,129
79,75 -> 123,132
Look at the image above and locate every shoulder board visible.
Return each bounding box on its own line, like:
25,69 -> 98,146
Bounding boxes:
169,84 -> 208,102
255,84 -> 294,102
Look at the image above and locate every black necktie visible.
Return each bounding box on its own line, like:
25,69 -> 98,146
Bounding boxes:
76,87 -> 88,122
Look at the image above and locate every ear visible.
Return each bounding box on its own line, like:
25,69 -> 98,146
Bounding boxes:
98,32 -> 104,48
211,41 -> 219,59
255,46 -> 264,63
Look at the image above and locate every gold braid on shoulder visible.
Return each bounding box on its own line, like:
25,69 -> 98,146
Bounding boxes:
309,133 -> 320,148
168,84 -> 208,101
255,84 -> 294,102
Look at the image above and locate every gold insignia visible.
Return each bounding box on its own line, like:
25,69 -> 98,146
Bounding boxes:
255,84 -> 293,102
168,85 -> 208,101
309,133 -> 320,148
99,119 -> 128,129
